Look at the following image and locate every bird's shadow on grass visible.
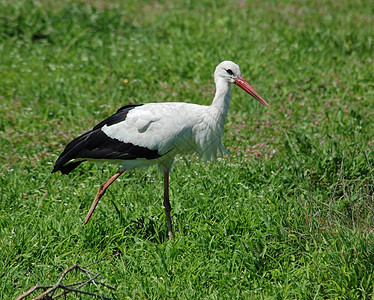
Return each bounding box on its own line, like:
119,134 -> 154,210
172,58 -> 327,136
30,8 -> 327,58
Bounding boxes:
109,198 -> 168,244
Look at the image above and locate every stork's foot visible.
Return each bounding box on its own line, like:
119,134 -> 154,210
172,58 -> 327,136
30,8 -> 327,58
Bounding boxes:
83,170 -> 125,225
84,189 -> 104,225
163,171 -> 174,241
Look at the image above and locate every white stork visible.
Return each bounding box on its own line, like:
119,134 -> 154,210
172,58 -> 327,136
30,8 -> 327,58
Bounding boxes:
52,61 -> 270,240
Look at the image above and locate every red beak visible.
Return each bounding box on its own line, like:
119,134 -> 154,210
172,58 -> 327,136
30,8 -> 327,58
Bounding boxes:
235,75 -> 270,108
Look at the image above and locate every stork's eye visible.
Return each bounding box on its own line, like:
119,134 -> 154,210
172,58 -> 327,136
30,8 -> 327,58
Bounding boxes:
225,69 -> 234,76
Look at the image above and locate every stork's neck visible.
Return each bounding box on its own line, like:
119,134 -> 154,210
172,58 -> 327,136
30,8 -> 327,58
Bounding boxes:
209,78 -> 231,121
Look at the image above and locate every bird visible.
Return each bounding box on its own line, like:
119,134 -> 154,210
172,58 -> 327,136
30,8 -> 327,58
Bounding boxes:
52,60 -> 270,240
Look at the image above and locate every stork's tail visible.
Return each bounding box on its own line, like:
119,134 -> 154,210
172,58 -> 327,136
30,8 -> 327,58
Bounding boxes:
52,132 -> 90,175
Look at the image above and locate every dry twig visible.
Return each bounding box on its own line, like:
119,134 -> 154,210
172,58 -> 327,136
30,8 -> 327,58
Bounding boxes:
17,260 -> 115,299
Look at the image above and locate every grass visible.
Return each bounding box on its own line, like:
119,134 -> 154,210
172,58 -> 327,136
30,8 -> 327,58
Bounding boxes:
0,0 -> 373,298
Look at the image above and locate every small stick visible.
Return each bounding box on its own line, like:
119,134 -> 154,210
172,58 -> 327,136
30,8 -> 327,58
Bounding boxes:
17,261 -> 115,300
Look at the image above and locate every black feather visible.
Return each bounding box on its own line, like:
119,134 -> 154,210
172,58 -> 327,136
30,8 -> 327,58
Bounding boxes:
52,104 -> 161,175
93,104 -> 143,130
55,161 -> 84,175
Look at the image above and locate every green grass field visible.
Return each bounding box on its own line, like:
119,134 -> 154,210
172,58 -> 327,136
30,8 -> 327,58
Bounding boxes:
1,0 -> 373,298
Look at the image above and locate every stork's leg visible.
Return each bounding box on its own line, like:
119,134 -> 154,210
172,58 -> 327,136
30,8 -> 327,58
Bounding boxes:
84,170 -> 125,225
164,171 -> 173,240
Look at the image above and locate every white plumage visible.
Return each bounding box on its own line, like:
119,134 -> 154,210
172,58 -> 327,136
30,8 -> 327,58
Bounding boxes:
52,60 -> 270,240
102,102 -> 225,165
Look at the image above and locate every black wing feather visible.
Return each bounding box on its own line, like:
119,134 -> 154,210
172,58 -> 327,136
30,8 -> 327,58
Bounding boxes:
92,104 -> 143,130
52,104 -> 161,175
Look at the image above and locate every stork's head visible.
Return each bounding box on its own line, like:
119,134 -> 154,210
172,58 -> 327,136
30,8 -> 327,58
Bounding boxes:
215,60 -> 270,108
